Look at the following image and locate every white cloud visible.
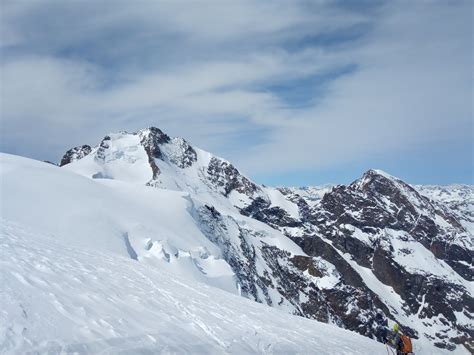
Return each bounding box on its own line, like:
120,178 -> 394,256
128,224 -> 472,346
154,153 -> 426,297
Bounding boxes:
236,1 -> 473,174
0,0 -> 471,180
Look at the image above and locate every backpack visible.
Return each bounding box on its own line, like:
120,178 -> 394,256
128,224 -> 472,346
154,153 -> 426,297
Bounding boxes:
400,335 -> 413,353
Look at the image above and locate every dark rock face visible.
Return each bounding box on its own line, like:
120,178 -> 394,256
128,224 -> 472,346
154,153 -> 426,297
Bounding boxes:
429,240 -> 473,280
292,233 -> 401,340
240,197 -> 301,228
166,138 -> 197,168
138,127 -> 171,179
139,127 -> 170,160
59,145 -> 92,166
95,136 -> 111,162
196,205 -> 273,304
144,126 -> 171,146
207,157 -> 259,197
138,127 -> 197,178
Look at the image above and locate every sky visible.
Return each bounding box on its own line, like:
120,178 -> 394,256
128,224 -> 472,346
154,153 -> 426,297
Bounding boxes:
0,0 -> 472,186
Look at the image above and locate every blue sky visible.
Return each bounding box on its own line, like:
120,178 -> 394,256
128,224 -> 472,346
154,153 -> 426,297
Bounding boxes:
1,0 -> 472,186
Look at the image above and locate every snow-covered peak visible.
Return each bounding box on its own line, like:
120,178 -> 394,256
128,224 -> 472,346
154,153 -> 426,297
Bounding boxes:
349,168 -> 436,214
352,169 -> 403,190
368,168 -> 395,179
62,128 -> 199,183
60,127 -> 300,221
72,132 -> 152,183
139,126 -> 171,144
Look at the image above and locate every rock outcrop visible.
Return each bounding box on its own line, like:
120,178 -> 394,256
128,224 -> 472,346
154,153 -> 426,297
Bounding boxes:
59,145 -> 92,166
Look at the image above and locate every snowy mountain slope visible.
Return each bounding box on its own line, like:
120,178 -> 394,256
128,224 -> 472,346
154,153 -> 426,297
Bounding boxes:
54,128 -> 473,353
414,184 -> 474,235
278,185 -> 334,207
1,218 -> 386,354
2,125 -> 472,353
1,153 -> 236,291
0,152 -> 304,302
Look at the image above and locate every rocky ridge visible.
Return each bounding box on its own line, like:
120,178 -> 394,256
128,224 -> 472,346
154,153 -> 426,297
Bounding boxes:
59,145 -> 92,167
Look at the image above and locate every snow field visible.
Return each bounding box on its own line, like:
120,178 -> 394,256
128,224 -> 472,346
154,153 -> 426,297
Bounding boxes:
0,219 -> 385,354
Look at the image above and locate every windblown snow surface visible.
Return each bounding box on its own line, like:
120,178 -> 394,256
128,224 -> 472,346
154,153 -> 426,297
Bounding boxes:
0,153 -> 385,354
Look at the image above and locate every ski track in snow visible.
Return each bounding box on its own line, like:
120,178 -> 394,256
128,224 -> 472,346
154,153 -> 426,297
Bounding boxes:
0,219 -> 386,354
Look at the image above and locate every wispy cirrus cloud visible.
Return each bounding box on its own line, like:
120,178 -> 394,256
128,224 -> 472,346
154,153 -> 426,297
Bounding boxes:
0,0 -> 471,184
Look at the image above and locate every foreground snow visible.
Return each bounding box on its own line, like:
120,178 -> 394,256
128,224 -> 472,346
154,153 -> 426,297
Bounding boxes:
0,219 -> 385,354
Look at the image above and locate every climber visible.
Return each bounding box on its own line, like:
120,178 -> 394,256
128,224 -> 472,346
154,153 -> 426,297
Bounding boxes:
386,323 -> 413,355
